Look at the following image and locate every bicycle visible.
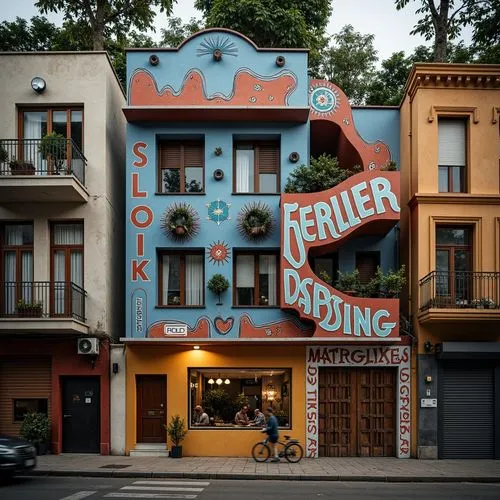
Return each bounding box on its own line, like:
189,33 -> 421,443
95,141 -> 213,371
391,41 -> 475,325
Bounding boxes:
251,434 -> 304,463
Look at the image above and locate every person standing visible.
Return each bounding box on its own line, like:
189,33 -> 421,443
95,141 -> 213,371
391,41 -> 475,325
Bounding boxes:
263,407 -> 279,462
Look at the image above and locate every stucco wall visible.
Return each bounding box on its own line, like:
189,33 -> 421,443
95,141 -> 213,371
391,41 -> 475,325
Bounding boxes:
110,343 -> 126,455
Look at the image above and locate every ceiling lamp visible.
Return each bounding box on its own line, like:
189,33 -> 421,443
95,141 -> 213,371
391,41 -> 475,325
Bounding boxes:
216,377 -> 223,385
224,378 -> 230,384
208,378 -> 215,385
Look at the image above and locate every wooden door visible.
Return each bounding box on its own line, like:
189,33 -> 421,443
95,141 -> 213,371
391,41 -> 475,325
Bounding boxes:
136,375 -> 166,443
319,367 -> 395,457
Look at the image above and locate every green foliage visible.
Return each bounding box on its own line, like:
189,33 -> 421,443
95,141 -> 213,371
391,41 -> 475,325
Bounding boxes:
195,0 -> 332,77
35,0 -> 175,50
201,388 -> 233,422
239,203 -> 274,238
160,17 -> 203,47
0,16 -> 59,51
0,145 -> 8,164
322,25 -> 378,105
207,274 -> 230,296
318,270 -> 333,286
284,154 -> 361,194
39,132 -> 67,172
335,269 -> 361,294
381,160 -> 398,171
20,412 -> 49,444
161,203 -> 199,240
16,299 -> 43,315
380,265 -> 407,298
165,414 -> 187,447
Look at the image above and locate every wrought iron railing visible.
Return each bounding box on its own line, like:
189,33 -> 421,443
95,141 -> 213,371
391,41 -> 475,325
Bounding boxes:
419,271 -> 500,311
0,138 -> 86,185
0,281 -> 86,322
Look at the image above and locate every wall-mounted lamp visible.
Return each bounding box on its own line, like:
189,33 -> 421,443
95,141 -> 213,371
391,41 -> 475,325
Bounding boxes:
31,77 -> 46,94
424,375 -> 432,384
112,362 -> 119,374
424,340 -> 434,353
193,345 -> 200,350
149,54 -> 160,66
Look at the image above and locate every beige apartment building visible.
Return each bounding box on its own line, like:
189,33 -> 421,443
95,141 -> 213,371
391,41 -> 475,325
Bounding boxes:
0,52 -> 125,454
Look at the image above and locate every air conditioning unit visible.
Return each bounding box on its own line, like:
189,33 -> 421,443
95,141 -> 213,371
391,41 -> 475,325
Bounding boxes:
77,337 -> 99,355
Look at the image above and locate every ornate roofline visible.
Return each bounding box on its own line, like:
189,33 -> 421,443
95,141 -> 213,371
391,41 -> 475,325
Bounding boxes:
404,63 -> 500,101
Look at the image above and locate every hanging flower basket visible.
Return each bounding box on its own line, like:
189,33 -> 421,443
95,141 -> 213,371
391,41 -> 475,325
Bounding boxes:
237,202 -> 274,241
161,203 -> 200,241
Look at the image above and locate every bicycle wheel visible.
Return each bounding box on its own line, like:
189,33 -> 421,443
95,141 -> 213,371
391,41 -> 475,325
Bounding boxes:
252,441 -> 271,462
284,442 -> 304,463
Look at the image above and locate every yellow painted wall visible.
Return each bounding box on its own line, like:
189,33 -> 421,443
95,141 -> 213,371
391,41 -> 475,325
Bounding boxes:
125,345 -> 306,456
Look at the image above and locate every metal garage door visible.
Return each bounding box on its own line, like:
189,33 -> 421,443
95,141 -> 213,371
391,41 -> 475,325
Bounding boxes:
440,363 -> 494,459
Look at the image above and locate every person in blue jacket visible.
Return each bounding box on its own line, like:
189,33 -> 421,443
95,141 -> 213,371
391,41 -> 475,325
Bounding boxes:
263,407 -> 280,462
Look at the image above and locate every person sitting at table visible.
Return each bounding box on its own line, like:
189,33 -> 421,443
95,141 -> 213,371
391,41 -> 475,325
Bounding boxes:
193,405 -> 210,426
252,408 -> 266,427
234,405 -> 250,426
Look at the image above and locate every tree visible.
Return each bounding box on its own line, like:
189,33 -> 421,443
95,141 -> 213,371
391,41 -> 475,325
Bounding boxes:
0,16 -> 59,51
160,17 -> 203,47
194,0 -> 332,77
35,0 -> 175,50
321,25 -> 378,105
395,0 -> 497,62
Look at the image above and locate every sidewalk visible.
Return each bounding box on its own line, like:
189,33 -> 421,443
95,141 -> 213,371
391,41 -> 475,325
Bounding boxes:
33,454 -> 500,482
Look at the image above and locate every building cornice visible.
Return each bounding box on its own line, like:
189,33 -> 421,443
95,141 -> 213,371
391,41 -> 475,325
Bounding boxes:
409,192 -> 500,209
404,63 -> 500,101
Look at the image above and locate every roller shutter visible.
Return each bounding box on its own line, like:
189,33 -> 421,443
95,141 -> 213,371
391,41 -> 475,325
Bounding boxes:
0,357 -> 51,436
440,362 -> 494,459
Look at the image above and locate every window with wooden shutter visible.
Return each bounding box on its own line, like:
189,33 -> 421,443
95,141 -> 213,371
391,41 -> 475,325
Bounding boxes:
355,252 -> 380,285
234,140 -> 279,193
438,118 -> 467,193
158,141 -> 204,193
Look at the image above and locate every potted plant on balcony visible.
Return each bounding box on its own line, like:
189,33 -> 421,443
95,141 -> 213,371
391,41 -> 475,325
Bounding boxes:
237,202 -> 274,240
160,203 -> 200,242
473,298 -> 497,309
380,265 -> 407,298
0,144 -> 8,164
207,273 -> 230,305
15,299 -> 43,317
9,159 -> 35,175
335,270 -> 361,296
39,132 -> 67,174
20,411 -> 50,455
165,414 -> 187,458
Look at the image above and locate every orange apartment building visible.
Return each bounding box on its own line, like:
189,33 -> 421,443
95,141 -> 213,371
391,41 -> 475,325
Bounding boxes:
400,64 -> 500,459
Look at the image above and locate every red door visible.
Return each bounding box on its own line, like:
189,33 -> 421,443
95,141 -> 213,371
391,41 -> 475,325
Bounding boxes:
136,375 -> 166,443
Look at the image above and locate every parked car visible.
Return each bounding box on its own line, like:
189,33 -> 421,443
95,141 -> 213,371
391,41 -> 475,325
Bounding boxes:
0,435 -> 37,481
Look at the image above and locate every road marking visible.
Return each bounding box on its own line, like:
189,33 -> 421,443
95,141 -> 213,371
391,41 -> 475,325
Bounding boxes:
133,481 -> 210,486
59,492 -> 97,500
121,486 -> 204,492
104,494 -> 197,499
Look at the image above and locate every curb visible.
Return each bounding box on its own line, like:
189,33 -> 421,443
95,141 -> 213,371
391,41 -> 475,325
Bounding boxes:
30,470 -> 500,483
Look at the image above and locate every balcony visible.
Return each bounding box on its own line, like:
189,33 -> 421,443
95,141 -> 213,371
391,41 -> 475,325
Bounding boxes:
0,281 -> 88,335
419,271 -> 500,326
0,139 -> 89,203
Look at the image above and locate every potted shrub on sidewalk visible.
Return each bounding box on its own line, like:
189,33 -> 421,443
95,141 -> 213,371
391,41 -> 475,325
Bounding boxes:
20,411 -> 50,455
165,414 -> 187,458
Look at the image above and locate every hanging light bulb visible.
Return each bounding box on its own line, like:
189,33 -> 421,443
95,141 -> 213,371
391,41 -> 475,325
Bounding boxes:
224,378 -> 230,384
216,376 -> 223,385
208,378 -> 215,385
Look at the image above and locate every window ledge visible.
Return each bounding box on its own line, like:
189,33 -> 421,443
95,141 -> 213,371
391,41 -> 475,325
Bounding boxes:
155,192 -> 206,196
231,306 -> 281,309
231,192 -> 280,196
155,305 -> 206,309
188,425 -> 291,430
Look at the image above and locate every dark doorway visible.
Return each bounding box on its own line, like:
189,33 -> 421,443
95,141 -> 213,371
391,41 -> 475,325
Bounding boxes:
136,375 -> 166,443
62,377 -> 100,453
319,367 -> 395,457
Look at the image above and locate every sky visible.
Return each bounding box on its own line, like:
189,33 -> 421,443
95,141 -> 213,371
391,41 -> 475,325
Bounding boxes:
1,0 -> 472,62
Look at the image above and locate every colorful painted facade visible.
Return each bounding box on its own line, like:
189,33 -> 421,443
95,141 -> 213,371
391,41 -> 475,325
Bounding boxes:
400,64 -> 500,459
123,29 -> 409,458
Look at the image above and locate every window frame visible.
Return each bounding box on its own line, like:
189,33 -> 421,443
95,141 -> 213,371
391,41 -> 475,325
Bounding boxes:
13,398 -> 48,422
233,250 -> 280,307
157,249 -> 205,308
156,140 -> 205,195
0,222 -> 34,282
437,116 -> 468,193
187,367 -> 292,430
232,140 -> 280,194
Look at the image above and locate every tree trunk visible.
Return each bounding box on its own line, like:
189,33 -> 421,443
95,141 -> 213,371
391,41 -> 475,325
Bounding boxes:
433,0 -> 450,62
92,0 -> 106,50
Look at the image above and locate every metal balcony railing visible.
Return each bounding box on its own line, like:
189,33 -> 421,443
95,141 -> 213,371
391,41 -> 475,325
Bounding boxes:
0,138 -> 86,185
0,281 -> 86,322
419,271 -> 500,311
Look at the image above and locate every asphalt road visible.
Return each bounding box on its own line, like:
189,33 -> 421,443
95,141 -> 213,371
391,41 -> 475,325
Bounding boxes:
1,476 -> 500,500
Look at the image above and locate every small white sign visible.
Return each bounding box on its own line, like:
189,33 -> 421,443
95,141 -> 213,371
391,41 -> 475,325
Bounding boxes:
163,323 -> 188,337
420,398 -> 437,408
85,398 -> 91,404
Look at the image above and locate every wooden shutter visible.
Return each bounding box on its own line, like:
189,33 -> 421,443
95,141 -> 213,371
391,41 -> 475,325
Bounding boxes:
356,252 -> 380,284
159,142 -> 181,169
258,144 -> 279,173
438,119 -> 466,166
184,143 -> 203,166
0,357 -> 51,436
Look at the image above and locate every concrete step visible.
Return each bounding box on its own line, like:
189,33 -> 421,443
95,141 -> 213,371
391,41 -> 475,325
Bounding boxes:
130,443 -> 170,457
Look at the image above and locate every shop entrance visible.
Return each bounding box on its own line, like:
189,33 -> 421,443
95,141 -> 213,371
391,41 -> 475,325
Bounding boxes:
136,375 -> 166,443
318,367 -> 396,457
62,377 -> 100,453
